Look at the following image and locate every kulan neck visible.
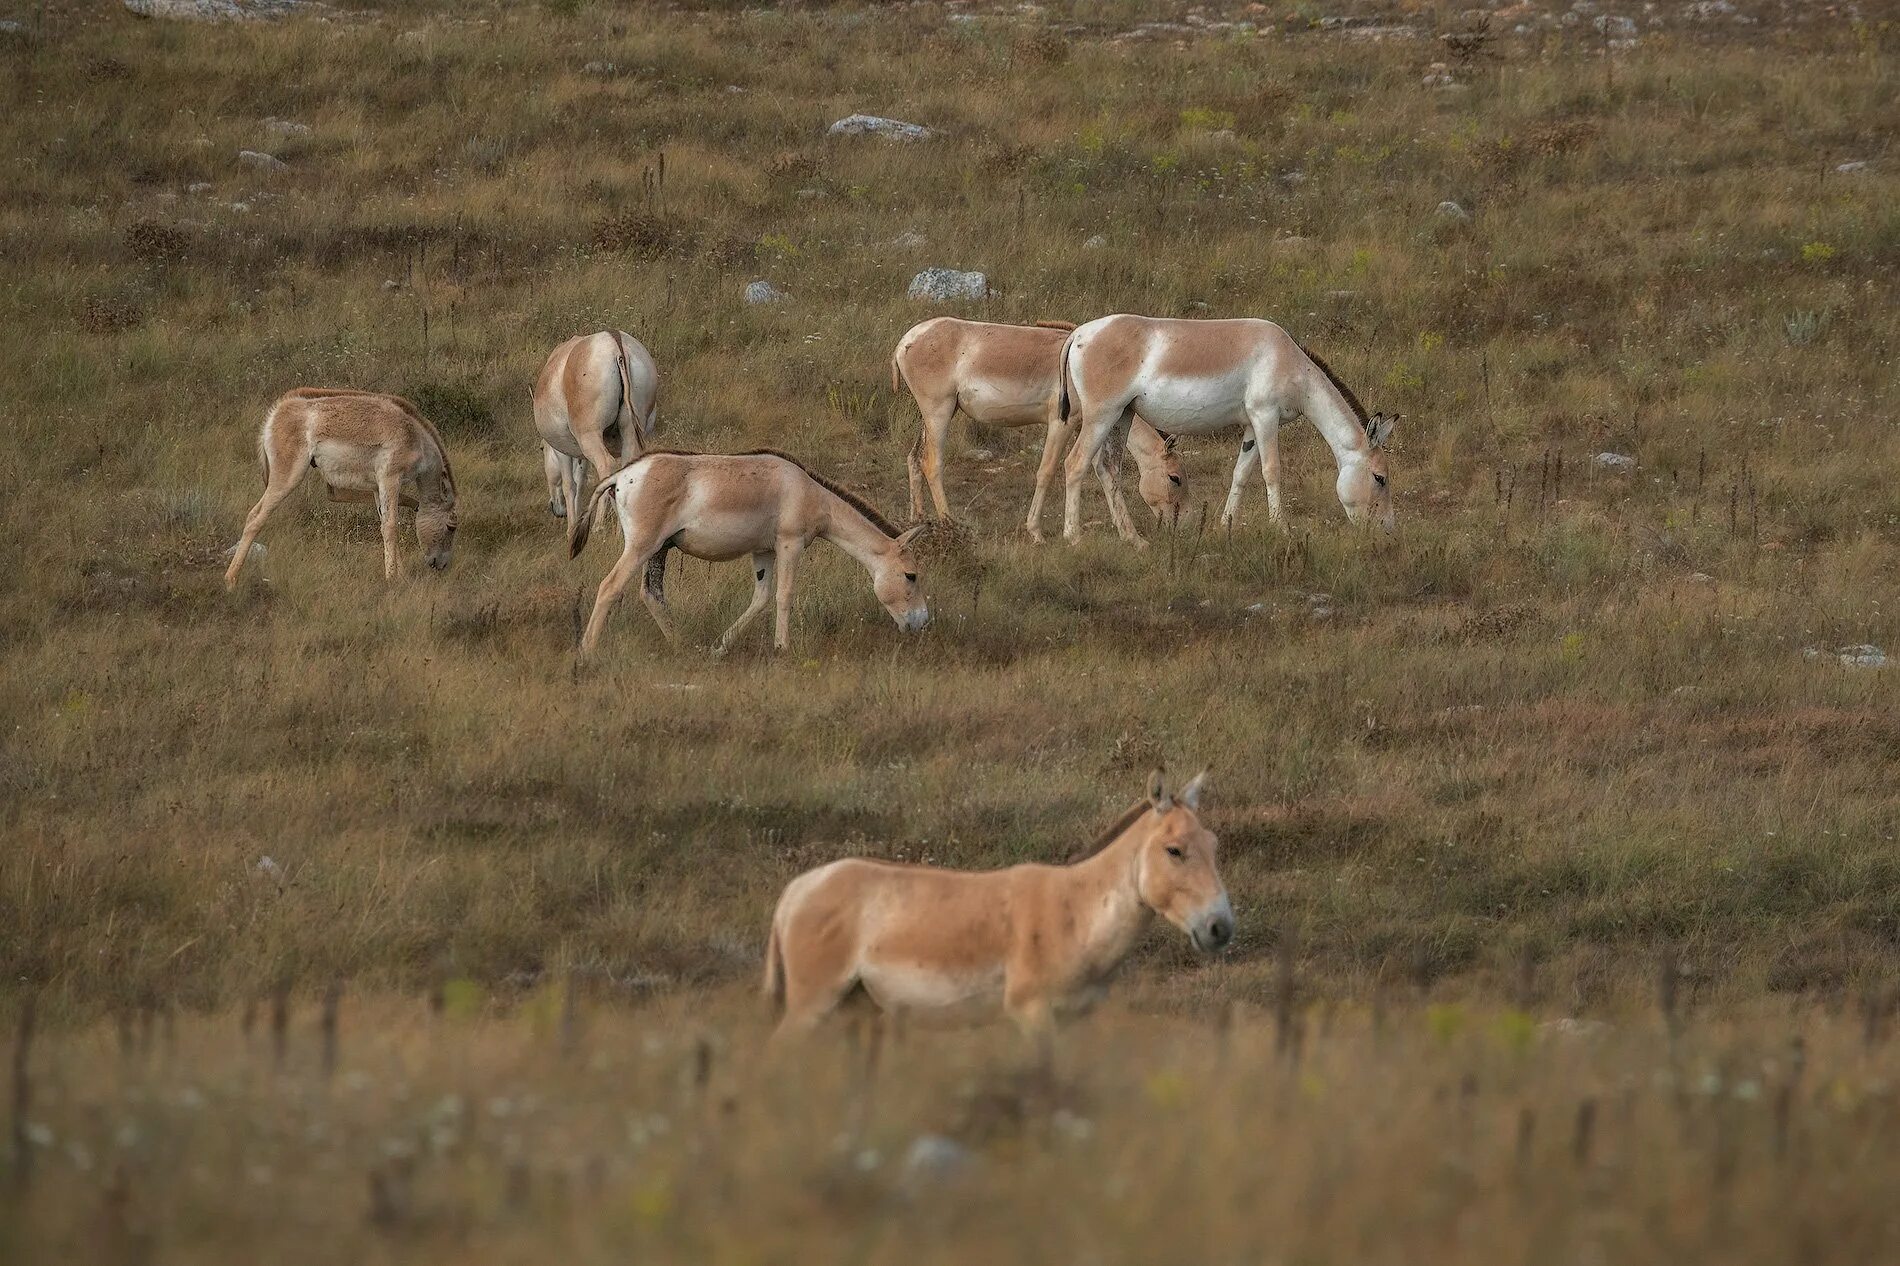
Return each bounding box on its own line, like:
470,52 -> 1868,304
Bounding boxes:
1299,357 -> 1373,471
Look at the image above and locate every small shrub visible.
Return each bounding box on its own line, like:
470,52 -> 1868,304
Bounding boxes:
592,211 -> 688,259
126,220 -> 189,265
406,379 -> 495,438
1784,309 -> 1824,345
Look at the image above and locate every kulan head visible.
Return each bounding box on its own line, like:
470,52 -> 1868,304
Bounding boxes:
1134,770 -> 1232,954
416,478 -> 458,571
873,525 -> 929,632
1336,412 -> 1397,533
1137,435 -> 1187,523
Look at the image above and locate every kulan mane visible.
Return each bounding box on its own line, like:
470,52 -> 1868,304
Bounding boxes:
1064,798 -> 1151,864
737,449 -> 902,538
1297,342 -> 1369,425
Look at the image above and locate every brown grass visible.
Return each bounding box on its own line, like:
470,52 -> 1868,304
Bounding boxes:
0,0 -> 1896,1252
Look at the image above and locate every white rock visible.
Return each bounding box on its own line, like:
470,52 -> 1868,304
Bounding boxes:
256,855 -> 282,878
1594,451 -> 1636,471
1436,200 -> 1469,221
1687,572 -> 1714,584
907,268 -> 988,302
889,229 -> 928,250
744,280 -> 786,305
187,181 -> 214,194
225,542 -> 267,563
1837,645 -> 1887,670
264,118 -> 311,139
1835,160 -> 1870,175
902,1135 -> 974,1188
238,150 -> 288,172
1593,14 -> 1638,35
583,60 -> 616,75
125,0 -> 304,19
0,19 -> 25,32
828,114 -> 934,142
1082,234 -> 1107,249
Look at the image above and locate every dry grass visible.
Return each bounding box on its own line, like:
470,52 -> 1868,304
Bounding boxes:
0,0 -> 1897,1253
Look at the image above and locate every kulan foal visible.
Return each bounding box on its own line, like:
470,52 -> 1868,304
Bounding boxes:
568,449 -> 928,658
225,388 -> 458,588
764,771 -> 1232,1048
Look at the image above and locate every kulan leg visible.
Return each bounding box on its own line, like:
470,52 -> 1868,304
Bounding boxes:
1024,417 -> 1073,542
771,539 -> 805,653
1220,437 -> 1256,527
907,399 -> 957,522
376,470 -> 405,580
544,445 -> 567,518
714,552 -> 775,658
225,445 -> 311,589
1062,402 -> 1145,548
579,521 -> 666,658
1249,407 -> 1284,524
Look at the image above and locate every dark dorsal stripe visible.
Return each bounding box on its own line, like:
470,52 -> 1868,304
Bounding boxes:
1064,798 -> 1151,864
1297,342 -> 1369,426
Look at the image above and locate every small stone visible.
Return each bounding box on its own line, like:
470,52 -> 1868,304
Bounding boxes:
124,0 -> 304,20
1082,234 -> 1107,249
237,150 -> 288,172
1835,160 -> 1869,175
827,114 -> 934,142
187,181 -> 214,194
744,279 -> 786,305
383,279 -> 402,290
583,60 -> 616,75
890,229 -> 928,250
1436,199 -> 1469,221
263,118 -> 311,139
0,19 -> 25,33
1837,645 -> 1887,670
1687,572 -> 1713,584
226,542 -> 266,563
1593,14 -> 1638,36
1594,451 -> 1636,471
907,267 -> 988,302
901,1135 -> 975,1188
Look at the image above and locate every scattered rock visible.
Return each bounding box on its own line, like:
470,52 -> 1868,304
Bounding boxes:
828,114 -> 934,142
383,278 -> 402,291
264,118 -> 311,140
583,60 -> 616,75
1836,645 -> 1888,670
255,855 -> 282,880
1422,63 -> 1457,87
225,543 -> 266,566
1594,451 -> 1636,471
1540,1018 -> 1610,1040
1082,234 -> 1107,250
743,280 -> 786,305
238,150 -> 288,173
1436,200 -> 1470,221
125,0 -> 306,19
0,18 -> 25,33
1835,160 -> 1870,175
1687,572 -> 1714,584
901,1135 -> 975,1189
889,229 -> 928,250
907,268 -> 989,302
1593,14 -> 1638,36
187,181 -> 214,194
1207,128 -> 1238,144
1269,235 -> 1313,253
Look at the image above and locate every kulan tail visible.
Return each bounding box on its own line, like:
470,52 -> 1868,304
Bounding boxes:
1056,329 -> 1080,424
567,478 -> 616,559
611,332 -> 640,457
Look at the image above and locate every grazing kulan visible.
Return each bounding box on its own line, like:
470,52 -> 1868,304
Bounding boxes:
892,317 -> 1185,540
763,771 -> 1232,1046
224,388 -> 458,589
1057,315 -> 1397,546
568,449 -> 927,658
531,330 -> 659,543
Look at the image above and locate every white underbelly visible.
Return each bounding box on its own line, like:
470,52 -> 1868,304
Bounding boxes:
670,518 -> 774,562
959,383 -> 1050,427
1132,378 -> 1250,433
858,961 -> 1005,1013
311,444 -> 382,493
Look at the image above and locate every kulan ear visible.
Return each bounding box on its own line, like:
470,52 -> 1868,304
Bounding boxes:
1177,770 -> 1208,811
1367,413 -> 1397,449
1147,768 -> 1171,812
895,525 -> 926,548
